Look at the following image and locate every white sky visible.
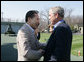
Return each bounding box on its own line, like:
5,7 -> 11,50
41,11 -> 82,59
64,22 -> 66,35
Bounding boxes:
1,1 -> 83,22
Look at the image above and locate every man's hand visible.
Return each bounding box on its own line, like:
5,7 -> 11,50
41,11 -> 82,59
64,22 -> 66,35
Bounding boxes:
39,49 -> 45,55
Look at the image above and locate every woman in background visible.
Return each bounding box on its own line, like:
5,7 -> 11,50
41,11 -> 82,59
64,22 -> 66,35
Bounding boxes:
35,28 -> 40,40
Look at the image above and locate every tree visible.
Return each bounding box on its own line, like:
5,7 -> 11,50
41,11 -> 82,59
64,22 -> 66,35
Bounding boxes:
64,8 -> 73,26
39,9 -> 50,32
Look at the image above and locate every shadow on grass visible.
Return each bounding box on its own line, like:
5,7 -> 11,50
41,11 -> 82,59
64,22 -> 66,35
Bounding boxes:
1,43 -> 17,61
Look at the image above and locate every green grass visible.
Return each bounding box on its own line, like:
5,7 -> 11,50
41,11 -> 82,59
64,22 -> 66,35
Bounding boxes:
1,33 -> 83,56
1,33 -> 83,61
39,33 -> 83,56
39,33 -> 51,42
71,35 -> 83,56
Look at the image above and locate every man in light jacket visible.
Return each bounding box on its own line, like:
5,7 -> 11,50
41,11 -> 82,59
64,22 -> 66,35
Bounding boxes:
17,10 -> 46,61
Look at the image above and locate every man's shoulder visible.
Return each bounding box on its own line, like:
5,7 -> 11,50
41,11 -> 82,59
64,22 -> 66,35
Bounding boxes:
58,22 -> 70,29
18,24 -> 29,34
54,23 -> 71,32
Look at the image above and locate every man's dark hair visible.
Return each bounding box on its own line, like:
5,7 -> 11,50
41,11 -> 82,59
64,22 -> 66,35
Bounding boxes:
25,10 -> 39,22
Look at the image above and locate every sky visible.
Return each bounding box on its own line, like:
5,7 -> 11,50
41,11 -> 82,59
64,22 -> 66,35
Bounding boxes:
1,1 -> 83,22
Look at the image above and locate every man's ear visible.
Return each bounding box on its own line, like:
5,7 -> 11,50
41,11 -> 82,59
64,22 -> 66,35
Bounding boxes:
28,17 -> 31,23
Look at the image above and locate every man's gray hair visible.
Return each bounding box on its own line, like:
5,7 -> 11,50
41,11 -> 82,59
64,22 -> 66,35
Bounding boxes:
50,6 -> 64,18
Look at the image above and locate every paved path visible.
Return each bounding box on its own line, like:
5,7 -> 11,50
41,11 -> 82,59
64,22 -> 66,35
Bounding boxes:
39,55 -> 83,61
71,55 -> 83,61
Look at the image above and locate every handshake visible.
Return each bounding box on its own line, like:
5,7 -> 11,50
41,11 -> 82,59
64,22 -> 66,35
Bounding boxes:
39,49 -> 45,55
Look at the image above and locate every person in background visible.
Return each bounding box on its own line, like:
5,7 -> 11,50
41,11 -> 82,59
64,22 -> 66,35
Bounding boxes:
48,24 -> 54,33
34,28 -> 40,40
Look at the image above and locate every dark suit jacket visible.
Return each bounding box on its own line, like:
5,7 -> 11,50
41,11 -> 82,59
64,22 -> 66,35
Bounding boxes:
44,21 -> 72,61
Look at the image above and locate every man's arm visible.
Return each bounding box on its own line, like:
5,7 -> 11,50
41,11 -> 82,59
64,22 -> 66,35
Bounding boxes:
36,39 -> 47,50
17,30 -> 44,60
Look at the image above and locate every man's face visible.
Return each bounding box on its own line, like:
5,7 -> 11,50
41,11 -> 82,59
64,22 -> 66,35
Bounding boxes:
30,14 -> 40,29
49,10 -> 57,25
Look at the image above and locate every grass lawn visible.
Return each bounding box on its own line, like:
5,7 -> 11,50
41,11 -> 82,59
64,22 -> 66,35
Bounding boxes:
1,33 -> 83,61
71,35 -> 83,56
39,33 -> 83,56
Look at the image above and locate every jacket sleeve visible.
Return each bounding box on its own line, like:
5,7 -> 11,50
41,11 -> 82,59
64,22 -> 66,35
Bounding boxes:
35,39 -> 47,50
17,30 -> 43,60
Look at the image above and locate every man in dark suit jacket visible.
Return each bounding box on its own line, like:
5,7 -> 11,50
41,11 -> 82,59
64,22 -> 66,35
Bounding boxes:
43,6 -> 72,61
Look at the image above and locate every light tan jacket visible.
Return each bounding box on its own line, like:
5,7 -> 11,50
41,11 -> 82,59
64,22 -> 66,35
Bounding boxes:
16,23 -> 46,61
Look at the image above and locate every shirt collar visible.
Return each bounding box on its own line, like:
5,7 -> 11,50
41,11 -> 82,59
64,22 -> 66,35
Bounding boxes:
26,23 -> 34,32
54,20 -> 64,29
